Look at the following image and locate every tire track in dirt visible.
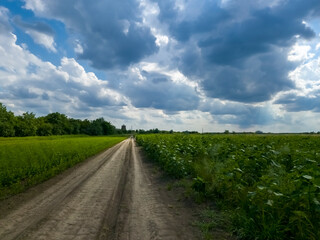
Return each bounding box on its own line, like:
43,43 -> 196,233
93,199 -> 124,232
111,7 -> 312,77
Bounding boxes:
112,140 -> 197,240
0,138 -> 199,240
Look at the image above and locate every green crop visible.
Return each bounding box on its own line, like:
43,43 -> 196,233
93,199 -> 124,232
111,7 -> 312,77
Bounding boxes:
0,135 -> 125,199
136,134 -> 320,239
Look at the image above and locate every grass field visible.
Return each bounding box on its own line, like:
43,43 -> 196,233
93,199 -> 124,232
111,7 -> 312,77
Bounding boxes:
0,135 -> 126,199
137,134 -> 320,240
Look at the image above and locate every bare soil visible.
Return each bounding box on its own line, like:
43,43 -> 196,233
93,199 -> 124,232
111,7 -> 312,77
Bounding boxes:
0,138 -> 201,240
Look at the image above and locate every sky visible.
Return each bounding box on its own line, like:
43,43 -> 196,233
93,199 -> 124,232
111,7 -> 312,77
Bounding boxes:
1,0 -> 320,132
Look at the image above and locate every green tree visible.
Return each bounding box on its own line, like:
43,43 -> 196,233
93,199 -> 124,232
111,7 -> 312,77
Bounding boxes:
88,118 -> 104,135
80,119 -> 91,135
36,117 -> 53,136
15,112 -> 37,137
69,118 -> 81,134
0,103 -> 16,137
102,120 -> 116,135
45,112 -> 71,135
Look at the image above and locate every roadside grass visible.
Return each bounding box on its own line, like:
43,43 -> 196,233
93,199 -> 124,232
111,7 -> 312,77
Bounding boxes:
173,178 -> 234,240
0,135 -> 126,199
193,208 -> 233,240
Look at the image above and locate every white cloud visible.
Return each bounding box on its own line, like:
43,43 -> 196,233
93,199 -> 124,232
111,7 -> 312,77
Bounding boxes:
23,0 -> 46,13
288,43 -> 314,62
0,11 -> 128,118
74,40 -> 83,54
25,29 -> 57,52
155,34 -> 169,46
289,56 -> 320,92
3,1 -> 320,132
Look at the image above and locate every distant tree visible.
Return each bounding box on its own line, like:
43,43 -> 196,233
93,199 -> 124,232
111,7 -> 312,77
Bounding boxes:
0,103 -> 16,137
36,118 -> 53,136
101,120 -> 116,135
89,118 -> 104,135
0,103 -> 118,137
80,119 -> 91,135
45,112 -> 71,135
80,118 -> 116,136
69,118 -> 81,135
15,112 -> 37,136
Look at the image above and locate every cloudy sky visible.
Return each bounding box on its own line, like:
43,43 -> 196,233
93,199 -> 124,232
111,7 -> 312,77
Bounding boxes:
1,0 -> 320,132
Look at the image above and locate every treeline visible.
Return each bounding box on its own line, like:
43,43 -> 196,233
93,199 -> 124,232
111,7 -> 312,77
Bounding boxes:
0,103 -> 119,137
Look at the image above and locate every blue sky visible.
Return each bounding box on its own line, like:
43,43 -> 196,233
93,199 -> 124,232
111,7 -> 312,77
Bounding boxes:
1,0 -> 320,132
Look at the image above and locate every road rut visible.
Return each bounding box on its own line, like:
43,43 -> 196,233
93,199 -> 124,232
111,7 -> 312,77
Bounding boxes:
0,138 -> 198,240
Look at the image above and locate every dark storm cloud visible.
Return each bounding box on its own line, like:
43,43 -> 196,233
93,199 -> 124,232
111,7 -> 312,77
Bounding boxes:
201,51 -> 295,102
127,83 -> 199,111
13,16 -> 54,36
202,100 -> 273,128
154,0 -> 177,23
169,2 -> 230,42
154,0 -> 320,103
275,92 -> 320,112
195,7 -> 315,66
121,72 -> 200,111
26,0 -> 158,69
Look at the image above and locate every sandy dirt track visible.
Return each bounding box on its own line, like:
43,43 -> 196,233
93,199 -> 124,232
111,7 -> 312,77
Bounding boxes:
0,138 -> 199,240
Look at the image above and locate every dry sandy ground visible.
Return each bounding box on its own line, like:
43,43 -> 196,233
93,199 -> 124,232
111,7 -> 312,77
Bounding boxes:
0,138 -> 201,240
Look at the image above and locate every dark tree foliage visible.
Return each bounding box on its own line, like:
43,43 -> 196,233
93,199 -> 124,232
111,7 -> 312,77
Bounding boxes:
0,103 -> 16,137
15,112 -> 37,137
0,103 -> 118,137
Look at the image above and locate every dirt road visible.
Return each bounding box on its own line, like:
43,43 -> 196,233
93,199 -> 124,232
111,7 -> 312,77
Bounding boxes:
0,138 -> 199,240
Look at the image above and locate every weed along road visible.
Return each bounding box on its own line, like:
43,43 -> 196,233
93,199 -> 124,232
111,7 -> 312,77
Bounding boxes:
0,138 -> 198,240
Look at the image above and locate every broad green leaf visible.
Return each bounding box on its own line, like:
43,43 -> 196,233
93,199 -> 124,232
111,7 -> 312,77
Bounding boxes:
302,175 -> 313,180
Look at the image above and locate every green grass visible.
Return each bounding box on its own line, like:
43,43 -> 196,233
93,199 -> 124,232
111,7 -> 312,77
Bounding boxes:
137,134 -> 320,240
0,135 -> 126,199
193,208 -> 232,240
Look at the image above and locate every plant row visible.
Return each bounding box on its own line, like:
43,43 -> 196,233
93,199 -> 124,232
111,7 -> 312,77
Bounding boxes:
136,134 -> 320,240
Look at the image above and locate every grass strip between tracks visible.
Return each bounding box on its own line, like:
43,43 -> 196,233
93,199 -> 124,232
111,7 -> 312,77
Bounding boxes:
0,135 -> 126,199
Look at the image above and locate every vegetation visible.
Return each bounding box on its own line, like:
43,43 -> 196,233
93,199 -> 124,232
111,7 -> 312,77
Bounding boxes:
0,135 -> 126,199
0,103 -> 119,137
136,134 -> 320,240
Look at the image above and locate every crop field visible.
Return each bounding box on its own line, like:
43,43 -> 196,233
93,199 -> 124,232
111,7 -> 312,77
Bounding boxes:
136,134 -> 320,240
0,135 -> 126,199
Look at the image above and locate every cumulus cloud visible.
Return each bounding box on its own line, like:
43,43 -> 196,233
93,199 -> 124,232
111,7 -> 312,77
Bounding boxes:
153,0 -> 320,103
0,7 -> 127,118
24,0 -> 158,69
13,16 -> 57,52
275,56 -> 320,112
2,1 -> 320,131
288,43 -> 314,62
108,66 -> 200,112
